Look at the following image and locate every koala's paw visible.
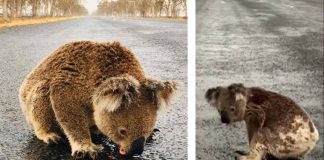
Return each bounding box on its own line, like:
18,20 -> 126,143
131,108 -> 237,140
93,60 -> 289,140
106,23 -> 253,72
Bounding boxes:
72,143 -> 104,160
38,132 -> 62,144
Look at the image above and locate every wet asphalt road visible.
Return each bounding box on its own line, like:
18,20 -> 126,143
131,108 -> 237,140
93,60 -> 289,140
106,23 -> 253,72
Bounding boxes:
0,17 -> 187,159
197,0 -> 323,159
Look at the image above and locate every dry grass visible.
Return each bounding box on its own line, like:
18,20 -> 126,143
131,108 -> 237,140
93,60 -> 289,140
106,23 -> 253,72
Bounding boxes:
109,16 -> 187,21
0,17 -> 78,29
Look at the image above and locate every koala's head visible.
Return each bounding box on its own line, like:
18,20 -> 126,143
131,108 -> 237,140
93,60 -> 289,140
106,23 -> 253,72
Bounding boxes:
92,75 -> 177,157
205,83 -> 249,124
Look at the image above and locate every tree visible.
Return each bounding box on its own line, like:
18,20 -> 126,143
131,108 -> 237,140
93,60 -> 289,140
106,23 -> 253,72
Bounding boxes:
3,0 -> 9,22
154,0 -> 164,17
16,0 -> 22,17
180,0 -> 186,17
137,0 -> 151,17
50,0 -> 57,16
32,0 -> 38,17
95,0 -> 186,17
171,0 -> 181,17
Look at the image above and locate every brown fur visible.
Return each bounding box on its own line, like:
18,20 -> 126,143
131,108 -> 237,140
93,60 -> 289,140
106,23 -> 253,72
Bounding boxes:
19,41 -> 178,157
206,83 -> 319,160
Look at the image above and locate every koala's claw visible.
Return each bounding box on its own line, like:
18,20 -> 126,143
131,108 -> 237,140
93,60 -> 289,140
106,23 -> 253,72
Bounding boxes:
89,152 -> 98,159
72,144 -> 104,160
235,150 -> 249,155
74,151 -> 86,159
73,151 -> 99,160
41,132 -> 62,144
93,144 -> 104,152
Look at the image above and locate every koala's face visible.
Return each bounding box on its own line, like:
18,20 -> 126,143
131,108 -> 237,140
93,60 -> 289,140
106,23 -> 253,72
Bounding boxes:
205,83 -> 248,124
93,75 -> 177,157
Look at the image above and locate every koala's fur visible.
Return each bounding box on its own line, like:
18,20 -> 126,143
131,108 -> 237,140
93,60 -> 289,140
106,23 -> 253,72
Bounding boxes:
206,84 -> 319,160
19,41 -> 178,157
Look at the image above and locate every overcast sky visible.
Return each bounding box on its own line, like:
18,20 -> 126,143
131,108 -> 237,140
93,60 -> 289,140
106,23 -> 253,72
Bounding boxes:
82,0 -> 100,14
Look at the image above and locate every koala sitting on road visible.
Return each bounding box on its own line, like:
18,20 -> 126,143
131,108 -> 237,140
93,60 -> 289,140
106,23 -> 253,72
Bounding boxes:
19,41 -> 178,158
205,83 -> 319,160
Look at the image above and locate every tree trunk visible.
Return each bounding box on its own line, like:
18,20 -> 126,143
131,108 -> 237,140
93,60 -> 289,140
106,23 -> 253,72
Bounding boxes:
50,0 -> 55,16
45,0 -> 49,16
32,0 -> 37,17
16,0 -> 22,17
3,0 -> 9,22
37,0 -> 41,16
12,0 -> 17,18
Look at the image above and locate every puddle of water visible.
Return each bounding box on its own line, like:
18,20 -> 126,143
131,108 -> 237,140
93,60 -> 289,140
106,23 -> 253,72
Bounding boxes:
22,130 -> 160,160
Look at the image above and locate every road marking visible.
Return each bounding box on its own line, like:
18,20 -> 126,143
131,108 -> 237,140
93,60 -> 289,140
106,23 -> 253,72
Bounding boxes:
221,1 -> 226,4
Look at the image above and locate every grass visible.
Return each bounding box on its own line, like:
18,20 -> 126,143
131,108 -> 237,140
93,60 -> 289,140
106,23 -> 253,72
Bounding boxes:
0,16 -> 78,29
108,15 -> 187,22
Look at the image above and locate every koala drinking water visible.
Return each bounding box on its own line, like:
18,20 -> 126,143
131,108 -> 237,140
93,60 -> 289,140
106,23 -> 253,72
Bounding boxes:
19,41 -> 178,158
205,83 -> 319,160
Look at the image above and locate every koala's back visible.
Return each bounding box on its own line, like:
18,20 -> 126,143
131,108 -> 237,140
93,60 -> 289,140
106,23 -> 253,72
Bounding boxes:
26,41 -> 145,86
248,87 -> 309,127
248,87 -> 319,158
19,41 -> 146,128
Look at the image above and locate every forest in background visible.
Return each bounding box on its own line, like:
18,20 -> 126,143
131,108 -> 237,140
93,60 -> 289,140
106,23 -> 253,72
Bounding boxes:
96,0 -> 187,18
0,0 -> 187,24
0,0 -> 88,22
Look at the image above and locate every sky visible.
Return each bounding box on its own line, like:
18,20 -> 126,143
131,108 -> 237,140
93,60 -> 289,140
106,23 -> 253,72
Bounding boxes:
82,0 -> 100,14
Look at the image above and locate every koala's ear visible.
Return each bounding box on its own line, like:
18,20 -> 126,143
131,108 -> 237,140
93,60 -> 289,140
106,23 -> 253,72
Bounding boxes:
142,78 -> 178,112
228,83 -> 247,101
205,87 -> 221,103
92,75 -> 139,112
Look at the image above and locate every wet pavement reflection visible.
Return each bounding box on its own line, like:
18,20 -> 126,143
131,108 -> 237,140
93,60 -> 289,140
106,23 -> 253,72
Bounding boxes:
22,129 -> 160,160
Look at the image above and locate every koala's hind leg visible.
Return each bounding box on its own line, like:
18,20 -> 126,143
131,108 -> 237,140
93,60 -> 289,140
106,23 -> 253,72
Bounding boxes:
50,86 -> 103,157
237,131 -> 267,160
237,146 -> 265,160
21,81 -> 62,144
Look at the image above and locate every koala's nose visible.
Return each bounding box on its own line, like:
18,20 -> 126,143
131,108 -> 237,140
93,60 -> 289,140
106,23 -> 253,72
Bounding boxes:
220,111 -> 230,123
126,136 -> 145,157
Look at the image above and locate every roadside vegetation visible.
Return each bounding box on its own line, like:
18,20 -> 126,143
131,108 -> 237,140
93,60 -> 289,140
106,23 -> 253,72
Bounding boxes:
0,0 -> 87,28
96,0 -> 187,18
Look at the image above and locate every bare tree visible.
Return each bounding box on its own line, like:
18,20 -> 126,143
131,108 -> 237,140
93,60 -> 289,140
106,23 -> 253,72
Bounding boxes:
171,0 -> 181,17
3,0 -> 9,22
50,0 -> 57,16
180,0 -> 186,17
16,0 -> 22,17
96,0 -> 186,18
164,0 -> 171,17
154,0 -> 164,17
137,0 -> 151,17
32,0 -> 38,17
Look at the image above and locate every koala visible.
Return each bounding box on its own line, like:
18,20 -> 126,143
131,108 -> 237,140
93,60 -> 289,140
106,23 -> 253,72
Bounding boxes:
205,83 -> 319,160
19,41 -> 178,158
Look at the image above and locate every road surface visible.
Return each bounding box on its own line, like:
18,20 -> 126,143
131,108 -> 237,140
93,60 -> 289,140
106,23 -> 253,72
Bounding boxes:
0,16 -> 187,160
197,0 -> 323,159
